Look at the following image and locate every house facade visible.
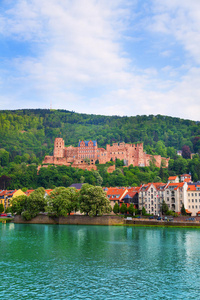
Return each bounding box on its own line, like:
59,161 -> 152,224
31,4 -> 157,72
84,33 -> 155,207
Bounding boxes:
187,184 -> 200,216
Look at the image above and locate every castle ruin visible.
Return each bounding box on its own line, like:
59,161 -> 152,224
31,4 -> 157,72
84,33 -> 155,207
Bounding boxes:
41,138 -> 169,171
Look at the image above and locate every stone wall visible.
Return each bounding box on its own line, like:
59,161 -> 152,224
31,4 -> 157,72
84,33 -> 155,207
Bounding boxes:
14,214 -> 124,226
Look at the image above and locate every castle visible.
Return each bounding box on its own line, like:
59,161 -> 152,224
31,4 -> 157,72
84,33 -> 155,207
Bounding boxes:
41,138 -> 169,171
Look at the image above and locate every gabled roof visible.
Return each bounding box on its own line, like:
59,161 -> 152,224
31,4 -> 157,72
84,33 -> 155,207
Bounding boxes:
168,176 -> 178,180
106,187 -> 127,201
78,141 -> 97,147
0,190 -> 7,197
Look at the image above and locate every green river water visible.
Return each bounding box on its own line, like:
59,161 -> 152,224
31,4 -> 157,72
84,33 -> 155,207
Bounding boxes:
1,223 -> 200,299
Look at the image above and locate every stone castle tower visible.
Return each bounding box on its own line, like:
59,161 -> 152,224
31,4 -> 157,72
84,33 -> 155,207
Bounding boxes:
54,138 -> 65,158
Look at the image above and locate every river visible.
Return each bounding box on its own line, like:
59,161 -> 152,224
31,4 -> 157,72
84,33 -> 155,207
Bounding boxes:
1,223 -> 200,299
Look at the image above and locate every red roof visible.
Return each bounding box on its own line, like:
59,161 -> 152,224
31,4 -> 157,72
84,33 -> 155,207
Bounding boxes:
166,182 -> 184,190
25,189 -> 35,196
184,178 -> 191,182
187,185 -> 200,191
168,176 -> 178,180
45,189 -> 53,195
106,187 -> 127,201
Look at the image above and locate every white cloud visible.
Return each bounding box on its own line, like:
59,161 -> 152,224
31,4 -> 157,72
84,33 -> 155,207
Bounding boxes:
0,0 -> 200,121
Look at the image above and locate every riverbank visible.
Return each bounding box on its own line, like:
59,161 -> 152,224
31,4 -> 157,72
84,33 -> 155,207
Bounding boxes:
12,214 -> 200,228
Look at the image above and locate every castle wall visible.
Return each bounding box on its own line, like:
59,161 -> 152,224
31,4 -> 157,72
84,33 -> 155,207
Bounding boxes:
42,138 -> 169,170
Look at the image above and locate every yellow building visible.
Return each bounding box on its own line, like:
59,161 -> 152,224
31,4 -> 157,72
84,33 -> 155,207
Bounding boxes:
0,189 -> 26,211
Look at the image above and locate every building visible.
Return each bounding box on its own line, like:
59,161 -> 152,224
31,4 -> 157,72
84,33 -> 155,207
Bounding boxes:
0,189 -> 26,211
41,138 -> 169,170
105,187 -> 128,209
168,176 -> 179,183
180,174 -> 192,183
187,184 -> 200,216
138,183 -> 165,215
164,182 -> 188,213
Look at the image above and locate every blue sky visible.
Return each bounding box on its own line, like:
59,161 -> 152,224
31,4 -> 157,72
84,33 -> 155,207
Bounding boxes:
0,0 -> 200,120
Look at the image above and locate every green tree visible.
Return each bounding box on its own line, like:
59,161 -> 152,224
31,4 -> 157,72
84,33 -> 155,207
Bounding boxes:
127,203 -> 135,216
0,203 -> 4,213
142,206 -> 146,216
161,200 -> 169,215
10,195 -> 28,215
18,187 -> 46,220
93,171 -> 103,186
181,204 -> 187,215
80,176 -> 85,183
120,203 -> 127,214
46,187 -> 79,217
79,184 -> 111,216
0,149 -> 9,166
113,202 -> 120,214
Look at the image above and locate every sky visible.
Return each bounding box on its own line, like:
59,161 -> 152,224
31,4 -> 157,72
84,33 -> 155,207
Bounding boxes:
0,0 -> 200,120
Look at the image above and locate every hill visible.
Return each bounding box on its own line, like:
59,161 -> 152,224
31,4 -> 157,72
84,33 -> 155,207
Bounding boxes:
0,109 -> 200,161
0,109 -> 200,190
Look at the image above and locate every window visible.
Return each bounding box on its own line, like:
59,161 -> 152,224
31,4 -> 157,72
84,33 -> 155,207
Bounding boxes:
188,199 -> 190,202
192,199 -> 194,202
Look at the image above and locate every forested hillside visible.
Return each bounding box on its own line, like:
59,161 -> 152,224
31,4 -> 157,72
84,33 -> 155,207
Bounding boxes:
0,109 -> 200,159
0,109 -> 200,190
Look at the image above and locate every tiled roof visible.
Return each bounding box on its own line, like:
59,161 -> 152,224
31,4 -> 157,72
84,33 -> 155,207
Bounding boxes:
184,178 -> 191,182
0,190 -> 7,196
168,176 -> 178,180
106,187 -> 127,200
187,185 -> 200,191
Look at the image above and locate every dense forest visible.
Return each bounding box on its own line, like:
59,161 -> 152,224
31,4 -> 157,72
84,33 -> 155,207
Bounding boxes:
0,109 -> 200,189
